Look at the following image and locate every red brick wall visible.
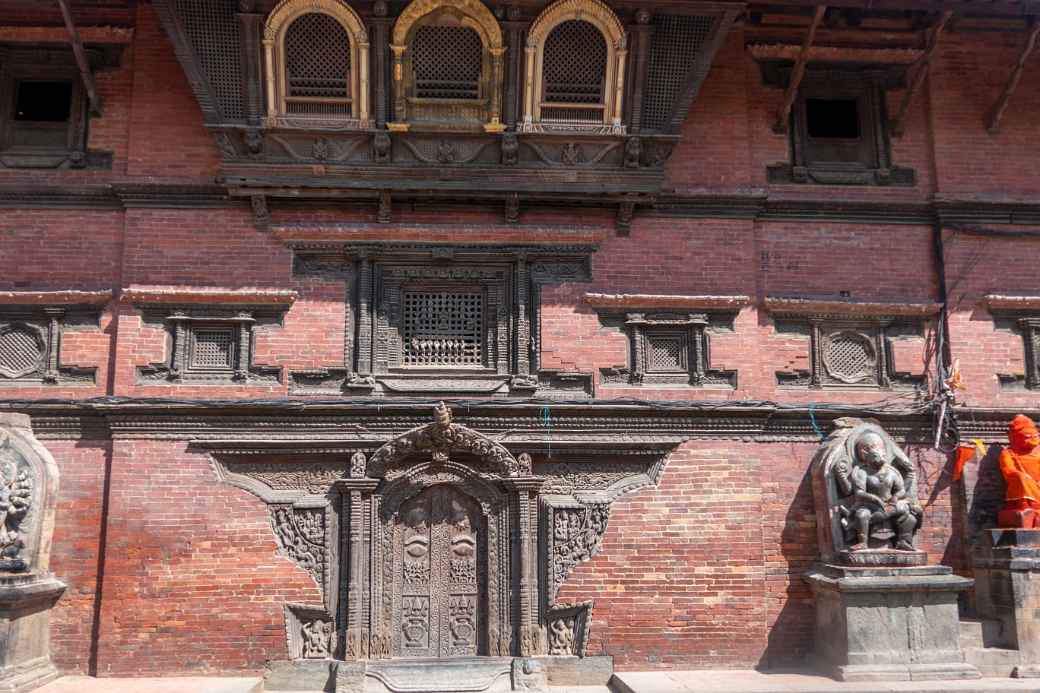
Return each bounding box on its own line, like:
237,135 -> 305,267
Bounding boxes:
1,1 -> 1034,678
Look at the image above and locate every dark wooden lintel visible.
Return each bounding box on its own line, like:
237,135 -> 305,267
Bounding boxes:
889,9 -> 954,137
56,0 -> 102,116
986,17 -> 1040,134
773,5 -> 826,134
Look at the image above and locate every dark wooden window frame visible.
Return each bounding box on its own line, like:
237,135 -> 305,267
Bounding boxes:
991,315 -> 1040,390
0,305 -> 100,386
596,310 -> 737,388
773,315 -> 926,390
764,66 -> 915,187
135,306 -> 285,384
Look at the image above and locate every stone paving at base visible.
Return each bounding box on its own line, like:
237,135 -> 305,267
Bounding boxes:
33,672 -> 1040,693
613,670 -> 1040,693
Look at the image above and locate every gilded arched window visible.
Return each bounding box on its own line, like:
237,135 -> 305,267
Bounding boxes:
263,0 -> 370,128
389,0 -> 505,133
523,0 -> 626,134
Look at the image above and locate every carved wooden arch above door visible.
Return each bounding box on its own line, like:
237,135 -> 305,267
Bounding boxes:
263,0 -> 371,129
388,0 -> 506,132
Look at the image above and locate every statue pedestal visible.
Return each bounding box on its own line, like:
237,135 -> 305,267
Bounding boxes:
973,528 -> 1040,677
0,572 -> 66,693
803,563 -> 980,682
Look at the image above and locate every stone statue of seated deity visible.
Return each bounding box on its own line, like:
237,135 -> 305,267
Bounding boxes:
811,418 -> 924,565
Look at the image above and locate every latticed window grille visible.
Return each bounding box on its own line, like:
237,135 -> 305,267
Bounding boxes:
641,14 -> 716,131
645,333 -> 687,373
823,332 -> 875,383
403,291 -> 484,366
284,13 -> 352,116
190,328 -> 236,370
540,19 -> 607,124
0,327 -> 42,378
175,0 -> 244,120
412,25 -> 483,100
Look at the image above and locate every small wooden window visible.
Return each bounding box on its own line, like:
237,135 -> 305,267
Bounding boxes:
522,0 -> 627,134
403,290 -> 485,366
539,20 -> 607,126
283,13 -> 352,117
264,0 -> 370,128
0,66 -> 87,167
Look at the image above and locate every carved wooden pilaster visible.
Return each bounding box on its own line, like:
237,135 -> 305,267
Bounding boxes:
504,13 -> 524,129
516,255 -> 530,376
371,13 -> 392,128
389,44 -> 407,128
627,13 -> 653,133
169,313 -> 188,378
237,10 -> 264,125
42,308 -> 63,382
809,321 -> 823,388
505,476 -> 545,656
486,48 -> 507,133
356,254 -> 373,375
335,474 -> 379,660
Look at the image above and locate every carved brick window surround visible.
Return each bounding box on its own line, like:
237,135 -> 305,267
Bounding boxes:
521,0 -> 627,135
264,0 -> 371,129
585,293 -> 747,387
0,291 -> 110,386
985,295 -> 1040,390
289,244 -> 593,397
761,65 -> 915,187
765,297 -> 938,389
0,45 -> 117,170
129,287 -> 296,385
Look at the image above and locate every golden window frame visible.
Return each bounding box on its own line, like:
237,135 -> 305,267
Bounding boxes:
388,0 -> 505,133
263,0 -> 370,129
521,0 -> 626,134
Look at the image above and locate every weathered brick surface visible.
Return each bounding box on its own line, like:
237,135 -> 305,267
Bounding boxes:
0,1 -> 1031,677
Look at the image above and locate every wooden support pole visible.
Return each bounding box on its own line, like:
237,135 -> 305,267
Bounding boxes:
56,0 -> 102,116
889,9 -> 953,138
986,17 -> 1040,134
773,5 -> 826,134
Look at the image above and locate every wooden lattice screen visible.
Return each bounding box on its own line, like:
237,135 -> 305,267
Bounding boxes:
284,12 -> 352,116
540,19 -> 607,124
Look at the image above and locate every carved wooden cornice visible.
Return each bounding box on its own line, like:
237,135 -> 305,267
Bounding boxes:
275,222 -> 607,247
764,296 -> 941,320
747,43 -> 923,65
0,398 -> 940,444
122,286 -> 298,306
584,292 -> 750,311
984,295 -> 1040,313
0,290 -> 112,307
0,26 -> 134,44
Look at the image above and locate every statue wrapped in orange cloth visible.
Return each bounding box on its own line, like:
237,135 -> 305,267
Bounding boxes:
998,414 -> 1040,529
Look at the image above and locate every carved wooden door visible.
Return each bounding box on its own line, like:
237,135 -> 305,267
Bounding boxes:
396,485 -> 483,658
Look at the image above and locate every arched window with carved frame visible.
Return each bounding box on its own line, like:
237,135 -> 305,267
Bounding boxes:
388,0 -> 505,133
522,0 -> 626,134
263,0 -> 370,128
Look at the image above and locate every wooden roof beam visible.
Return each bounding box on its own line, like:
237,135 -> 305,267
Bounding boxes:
56,0 -> 102,116
986,17 -> 1040,134
888,9 -> 953,137
772,5 -> 826,134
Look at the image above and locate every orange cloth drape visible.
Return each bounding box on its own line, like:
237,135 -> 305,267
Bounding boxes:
999,448 -> 1040,503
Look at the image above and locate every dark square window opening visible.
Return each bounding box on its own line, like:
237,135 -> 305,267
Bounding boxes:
14,81 -> 73,123
805,98 -> 859,140
643,330 -> 690,374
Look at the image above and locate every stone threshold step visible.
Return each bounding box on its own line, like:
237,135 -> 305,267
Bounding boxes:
611,670 -> 1040,693
37,675 -> 265,693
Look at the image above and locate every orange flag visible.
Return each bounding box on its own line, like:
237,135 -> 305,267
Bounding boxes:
953,440 -> 987,482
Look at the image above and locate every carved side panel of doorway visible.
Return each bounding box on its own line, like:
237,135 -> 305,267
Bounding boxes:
394,485 -> 485,658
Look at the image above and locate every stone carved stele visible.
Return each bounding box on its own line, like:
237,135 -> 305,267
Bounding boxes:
810,417 -> 925,566
804,417 -> 978,682
0,413 -> 66,693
